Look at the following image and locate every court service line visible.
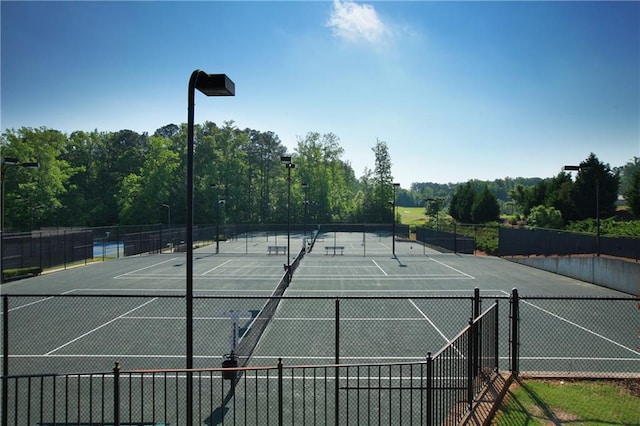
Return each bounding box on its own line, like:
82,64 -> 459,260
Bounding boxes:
521,300 -> 640,356
45,298 -> 158,356
201,259 -> 233,275
114,257 -> 181,278
294,276 -> 472,281
4,289 -> 78,312
287,289 -> 504,293
428,257 -> 475,279
371,260 -> 387,276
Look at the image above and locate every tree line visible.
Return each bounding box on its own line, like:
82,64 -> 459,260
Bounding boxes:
1,124 -> 398,232
3,124 -> 639,233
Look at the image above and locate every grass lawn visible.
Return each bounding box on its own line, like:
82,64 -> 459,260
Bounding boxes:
492,378 -> 640,425
398,206 -> 430,226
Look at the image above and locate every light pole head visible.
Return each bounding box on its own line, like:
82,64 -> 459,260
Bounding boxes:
194,72 -> 235,97
1,158 -> 19,166
281,156 -> 295,169
563,165 -> 581,172
1,158 -> 38,169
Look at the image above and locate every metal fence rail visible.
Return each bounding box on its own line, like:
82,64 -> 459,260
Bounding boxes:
2,308 -> 498,426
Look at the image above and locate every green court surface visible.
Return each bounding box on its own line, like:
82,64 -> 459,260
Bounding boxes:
1,232 -> 637,378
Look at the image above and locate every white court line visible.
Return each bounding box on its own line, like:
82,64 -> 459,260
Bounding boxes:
70,288 -> 274,293
202,259 -> 233,275
517,356 -> 640,361
288,289 -> 502,293
428,257 -> 475,279
408,299 -> 451,344
274,317 -> 426,321
114,274 -> 282,280
521,300 -> 640,356
294,276 -> 472,281
114,257 -> 180,278
4,289 -> 78,312
371,260 -> 387,276
45,298 -> 158,356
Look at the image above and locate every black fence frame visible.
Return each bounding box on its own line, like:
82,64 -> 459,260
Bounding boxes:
1,297 -> 500,426
499,227 -> 640,260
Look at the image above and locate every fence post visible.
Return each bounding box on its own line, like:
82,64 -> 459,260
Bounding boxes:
335,299 -> 340,365
278,358 -> 283,426
494,300 -> 500,372
63,230 -> 67,270
467,318 -> 475,411
113,362 -> 121,426
473,287 -> 480,320
334,298 -> 340,426
2,296 -> 8,426
453,222 -> 457,254
510,288 -> 520,376
426,352 -> 433,426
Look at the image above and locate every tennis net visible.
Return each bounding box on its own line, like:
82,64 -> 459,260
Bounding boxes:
234,270 -> 290,367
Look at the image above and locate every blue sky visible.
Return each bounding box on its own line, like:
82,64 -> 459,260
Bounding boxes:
2,1 -> 638,188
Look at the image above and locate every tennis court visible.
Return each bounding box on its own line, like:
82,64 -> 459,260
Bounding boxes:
2,231 -> 637,377
1,231 -> 638,424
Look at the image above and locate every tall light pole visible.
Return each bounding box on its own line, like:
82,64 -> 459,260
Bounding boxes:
425,198 -> 440,251
210,184 -> 225,254
161,204 -> 170,251
564,164 -> 600,256
281,156 -> 295,277
301,182 -> 309,237
389,183 -> 400,257
186,70 -> 234,426
161,203 -> 170,230
1,157 -> 39,283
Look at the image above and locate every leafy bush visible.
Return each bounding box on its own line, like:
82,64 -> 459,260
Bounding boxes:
528,205 -> 564,229
566,218 -> 640,237
2,267 -> 42,281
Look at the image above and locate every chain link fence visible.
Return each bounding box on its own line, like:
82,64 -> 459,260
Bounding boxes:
1,292 -> 638,424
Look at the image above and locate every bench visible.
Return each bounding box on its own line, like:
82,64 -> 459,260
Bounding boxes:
268,246 -> 287,255
324,246 -> 345,255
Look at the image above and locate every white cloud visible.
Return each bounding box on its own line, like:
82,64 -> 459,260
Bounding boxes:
327,0 -> 390,45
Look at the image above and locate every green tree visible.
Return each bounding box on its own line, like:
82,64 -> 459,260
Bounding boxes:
1,127 -> 78,230
544,172 -> 574,222
471,185 -> 500,223
528,205 -> 564,229
570,153 -> 619,221
509,181 -> 548,216
625,166 -> 640,217
117,135 -> 180,224
450,182 -> 475,223
363,139 -> 393,223
618,156 -> 639,197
